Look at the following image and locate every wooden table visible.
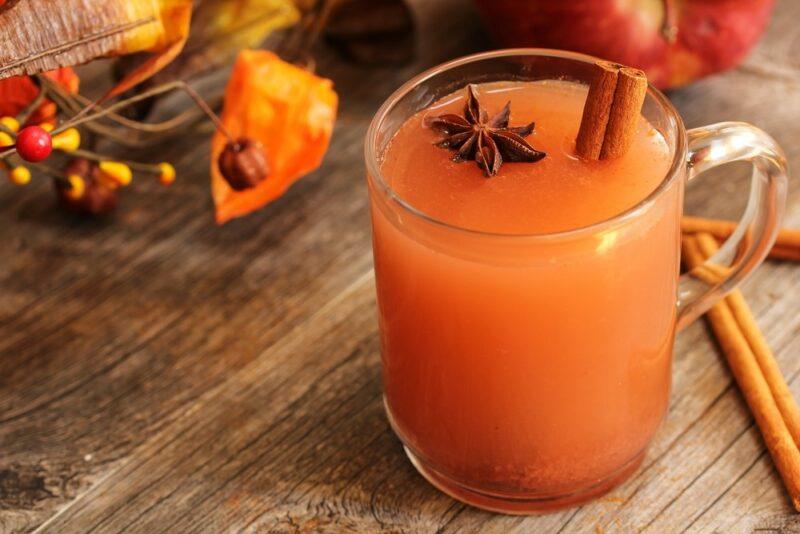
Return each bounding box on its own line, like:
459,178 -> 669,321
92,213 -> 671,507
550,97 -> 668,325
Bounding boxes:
2,1 -> 799,532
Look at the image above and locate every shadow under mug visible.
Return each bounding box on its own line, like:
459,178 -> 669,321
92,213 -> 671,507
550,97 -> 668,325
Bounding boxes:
365,49 -> 788,514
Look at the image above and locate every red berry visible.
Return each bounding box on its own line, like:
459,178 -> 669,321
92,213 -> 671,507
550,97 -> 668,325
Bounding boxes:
16,126 -> 53,162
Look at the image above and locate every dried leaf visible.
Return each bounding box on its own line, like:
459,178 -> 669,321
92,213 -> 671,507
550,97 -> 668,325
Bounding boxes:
190,0 -> 299,58
105,35 -> 185,99
211,50 -> 337,224
0,0 -> 192,93
127,0 -> 300,85
0,0 -> 19,12
0,68 -> 79,124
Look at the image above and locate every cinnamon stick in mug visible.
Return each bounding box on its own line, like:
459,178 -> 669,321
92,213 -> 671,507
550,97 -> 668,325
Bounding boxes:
576,60 -> 647,160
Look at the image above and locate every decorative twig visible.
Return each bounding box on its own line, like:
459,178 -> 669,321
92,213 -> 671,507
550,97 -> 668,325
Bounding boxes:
278,0 -> 335,67
30,161 -> 67,181
35,75 -> 80,113
68,147 -> 163,173
56,81 -> 233,142
39,74 -> 207,135
67,148 -> 113,162
75,93 -> 205,133
36,76 -> 163,147
17,79 -> 47,125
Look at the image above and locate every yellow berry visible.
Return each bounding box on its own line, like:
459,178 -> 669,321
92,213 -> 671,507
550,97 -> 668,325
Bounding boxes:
40,122 -> 55,133
9,166 -> 31,186
158,162 -> 175,185
0,117 -> 20,133
0,131 -> 13,147
52,128 -> 80,152
65,174 -> 85,200
98,161 -> 132,187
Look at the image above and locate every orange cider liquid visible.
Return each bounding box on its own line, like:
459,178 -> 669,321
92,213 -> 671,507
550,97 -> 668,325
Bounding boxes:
371,81 -> 680,500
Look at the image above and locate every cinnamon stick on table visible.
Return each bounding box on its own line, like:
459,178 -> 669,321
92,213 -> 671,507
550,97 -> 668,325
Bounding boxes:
576,60 -> 648,160
682,216 -> 800,262
693,233 -> 800,446
683,234 -> 800,510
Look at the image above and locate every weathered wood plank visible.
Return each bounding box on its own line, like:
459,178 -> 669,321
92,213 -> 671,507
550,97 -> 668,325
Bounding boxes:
33,274 -> 387,532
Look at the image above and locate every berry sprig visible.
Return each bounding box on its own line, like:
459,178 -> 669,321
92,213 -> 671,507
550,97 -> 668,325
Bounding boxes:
42,80 -> 266,190
0,76 -> 182,214
16,125 -> 53,162
0,75 -> 268,215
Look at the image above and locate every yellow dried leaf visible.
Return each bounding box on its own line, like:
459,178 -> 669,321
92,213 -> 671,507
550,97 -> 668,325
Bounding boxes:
144,0 -> 299,83
195,0 -> 299,50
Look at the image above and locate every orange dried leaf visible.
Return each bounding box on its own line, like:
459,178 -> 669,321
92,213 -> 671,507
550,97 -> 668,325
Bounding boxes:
211,50 -> 338,224
0,68 -> 79,124
0,0 -> 191,94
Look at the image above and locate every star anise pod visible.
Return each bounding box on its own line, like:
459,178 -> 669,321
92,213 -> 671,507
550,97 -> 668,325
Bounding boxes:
424,84 -> 546,177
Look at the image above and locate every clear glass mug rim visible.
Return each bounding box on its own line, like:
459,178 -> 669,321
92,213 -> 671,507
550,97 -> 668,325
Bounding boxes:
364,48 -> 688,241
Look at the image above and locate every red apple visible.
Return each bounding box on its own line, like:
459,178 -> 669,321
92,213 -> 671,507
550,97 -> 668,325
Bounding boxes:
473,0 -> 775,89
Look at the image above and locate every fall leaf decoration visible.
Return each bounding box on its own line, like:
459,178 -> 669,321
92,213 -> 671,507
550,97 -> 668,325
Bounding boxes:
0,2 -> 344,224
0,68 -> 78,126
0,0 -> 18,12
211,50 -> 337,224
122,0 -> 302,83
0,73 -> 186,210
182,0 -> 300,77
0,0 -> 192,98
111,0 -> 301,120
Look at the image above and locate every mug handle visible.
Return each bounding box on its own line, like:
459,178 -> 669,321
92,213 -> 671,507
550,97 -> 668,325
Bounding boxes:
676,122 -> 789,331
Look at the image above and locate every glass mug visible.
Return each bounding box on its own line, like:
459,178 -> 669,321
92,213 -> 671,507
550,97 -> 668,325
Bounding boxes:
364,49 -> 788,513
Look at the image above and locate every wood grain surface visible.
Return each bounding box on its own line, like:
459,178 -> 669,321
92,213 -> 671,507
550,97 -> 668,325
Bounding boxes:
1,0 -> 800,532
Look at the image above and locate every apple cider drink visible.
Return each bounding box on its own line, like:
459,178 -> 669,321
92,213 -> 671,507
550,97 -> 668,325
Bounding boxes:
369,78 -> 677,511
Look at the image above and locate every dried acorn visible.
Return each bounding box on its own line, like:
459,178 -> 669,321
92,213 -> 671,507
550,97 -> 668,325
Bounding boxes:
55,158 -> 118,215
217,138 -> 269,191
